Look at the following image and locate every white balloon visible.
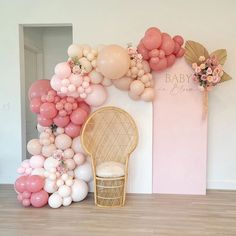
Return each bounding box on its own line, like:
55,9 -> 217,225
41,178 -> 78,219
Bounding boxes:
71,179 -> 89,202
56,179 -> 64,187
71,137 -> 84,153
37,124 -> 46,133
74,161 -> 93,182
31,168 -> 45,177
64,148 -> 74,159
73,153 -> 86,166
44,179 -> 58,193
65,179 -> 74,187
67,44 -> 83,58
58,185 -> 71,198
48,193 -> 63,209
63,196 -> 72,207
44,157 -> 59,171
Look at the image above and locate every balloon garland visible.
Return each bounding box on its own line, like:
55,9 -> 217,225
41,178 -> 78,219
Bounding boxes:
15,26 -> 185,208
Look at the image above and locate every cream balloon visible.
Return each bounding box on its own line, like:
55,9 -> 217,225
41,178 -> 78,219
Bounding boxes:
31,168 -> 45,177
42,144 -> 56,157
44,157 -> 59,171
128,91 -> 140,101
112,76 -> 134,91
89,70 -> 103,84
71,179 -> 89,202
141,88 -> 155,102
130,80 -> 145,96
55,134 -> 72,150
97,45 -> 130,80
27,139 -> 42,155
101,78 -> 112,87
67,44 -> 83,58
58,185 -> 71,198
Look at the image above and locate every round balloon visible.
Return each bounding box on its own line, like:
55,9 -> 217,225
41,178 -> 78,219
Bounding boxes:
30,190 -> 49,208
71,179 -> 88,202
74,161 -> 93,182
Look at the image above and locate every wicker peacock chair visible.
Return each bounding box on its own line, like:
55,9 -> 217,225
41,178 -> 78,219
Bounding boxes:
81,106 -> 138,207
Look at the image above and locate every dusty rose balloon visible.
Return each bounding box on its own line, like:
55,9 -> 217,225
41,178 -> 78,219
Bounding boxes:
15,176 -> 28,193
40,103 -> 57,119
27,139 -> 42,155
160,33 -> 175,56
30,98 -> 42,114
29,155 -> 45,168
112,76 -> 134,91
54,62 -> 71,79
145,27 -> 161,36
53,115 -> 70,128
70,108 -> 88,125
30,190 -> 49,208
137,42 -> 150,60
79,102 -> 91,114
26,175 -> 44,193
22,198 -> 31,207
28,79 -> 52,101
141,88 -> 155,102
55,134 -> 72,150
85,84 -> 107,107
142,30 -> 162,50
173,35 -> 184,46
176,48 -> 185,58
130,80 -> 145,96
65,122 -> 81,138
97,45 -> 130,80
37,115 -> 53,127
150,58 -> 168,71
166,54 -> 176,67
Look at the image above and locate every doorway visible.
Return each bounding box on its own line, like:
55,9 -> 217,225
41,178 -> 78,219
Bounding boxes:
20,25 -> 73,159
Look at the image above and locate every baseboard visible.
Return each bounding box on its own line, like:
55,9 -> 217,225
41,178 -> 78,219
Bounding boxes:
207,180 -> 236,190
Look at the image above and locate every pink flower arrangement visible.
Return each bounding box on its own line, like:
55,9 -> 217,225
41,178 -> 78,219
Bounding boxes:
192,55 -> 223,91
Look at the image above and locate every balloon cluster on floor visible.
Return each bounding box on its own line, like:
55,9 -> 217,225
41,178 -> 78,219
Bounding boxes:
14,26 -> 184,208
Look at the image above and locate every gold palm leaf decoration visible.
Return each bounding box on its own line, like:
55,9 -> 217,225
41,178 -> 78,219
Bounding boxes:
184,40 -> 232,83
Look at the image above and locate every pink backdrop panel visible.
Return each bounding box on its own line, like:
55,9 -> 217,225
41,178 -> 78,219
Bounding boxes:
153,58 -> 207,195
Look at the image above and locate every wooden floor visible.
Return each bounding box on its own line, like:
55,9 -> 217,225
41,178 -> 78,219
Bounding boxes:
0,185 -> 236,236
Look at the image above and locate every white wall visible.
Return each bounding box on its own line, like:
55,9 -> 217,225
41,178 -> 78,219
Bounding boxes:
0,0 -> 236,191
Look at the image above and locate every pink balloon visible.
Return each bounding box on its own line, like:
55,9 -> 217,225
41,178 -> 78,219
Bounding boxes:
54,62 -> 71,79
50,75 -> 62,91
30,190 -> 49,208
176,48 -> 185,58
53,115 -> 70,128
150,57 -> 160,65
166,54 -> 176,67
15,176 -> 28,193
29,155 -> 45,169
30,98 -> 42,114
150,58 -> 168,71
65,122 -> 81,138
26,175 -> 44,193
85,85 -> 107,107
28,79 -> 52,101
173,35 -> 184,46
17,193 -> 23,202
145,27 -> 161,36
22,198 -> 31,207
137,42 -> 150,60
40,103 -> 57,119
142,31 -> 162,50
79,102 -> 91,114
173,42 -> 181,54
22,191 -> 31,199
37,115 -> 53,127
160,33 -> 175,56
70,108 -> 88,125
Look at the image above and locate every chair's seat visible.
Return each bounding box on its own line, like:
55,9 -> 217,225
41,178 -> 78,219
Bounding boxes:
96,161 -> 125,178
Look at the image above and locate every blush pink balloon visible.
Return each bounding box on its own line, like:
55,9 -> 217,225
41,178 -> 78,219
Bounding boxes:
26,175 -> 44,193
30,98 -> 42,114
79,102 -> 91,114
173,35 -> 184,46
70,108 -> 88,125
145,27 -> 161,36
53,115 -> 70,128
150,57 -> 160,65
22,198 -> 31,207
142,31 -> 162,50
173,42 -> 181,54
29,155 -> 45,169
15,176 -> 28,193
54,62 -> 71,79
37,115 -> 53,127
22,191 -> 31,199
137,42 -> 150,60
166,54 -> 176,67
28,79 -> 52,101
65,122 -> 81,138
30,190 -> 49,208
150,58 -> 168,71
17,193 -> 23,202
160,33 -> 175,56
50,75 -> 62,91
84,85 -> 107,107
176,48 -> 185,58
40,103 -> 57,119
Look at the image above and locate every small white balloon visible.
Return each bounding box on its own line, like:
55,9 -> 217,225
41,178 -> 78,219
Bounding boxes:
65,179 -> 74,187
49,173 -> 57,181
58,185 -> 71,198
74,161 -> 93,182
42,144 -> 56,157
56,179 -> 64,187
73,153 -> 86,166
44,179 -> 58,193
65,159 -> 76,170
63,196 -> 72,207
61,173 -> 69,181
31,168 -> 45,177
48,193 -> 63,209
44,157 -> 59,171
71,179 -> 89,202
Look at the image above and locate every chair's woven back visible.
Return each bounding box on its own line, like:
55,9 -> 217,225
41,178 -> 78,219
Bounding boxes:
81,106 -> 138,166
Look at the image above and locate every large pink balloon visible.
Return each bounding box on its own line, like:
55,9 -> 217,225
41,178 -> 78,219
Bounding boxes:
160,33 -> 175,56
142,29 -> 162,50
53,115 -> 70,128
15,176 -> 28,193
65,122 -> 81,138
97,45 -> 130,80
30,98 -> 42,114
79,102 -> 91,114
85,85 -> 107,107
26,175 -> 44,193
70,108 -> 87,125
28,79 -> 52,101
40,103 -> 57,119
30,190 -> 49,208
37,115 -> 53,127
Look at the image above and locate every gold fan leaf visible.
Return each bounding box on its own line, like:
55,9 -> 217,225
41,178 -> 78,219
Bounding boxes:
220,71 -> 232,83
184,40 -> 209,65
210,49 -> 227,65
